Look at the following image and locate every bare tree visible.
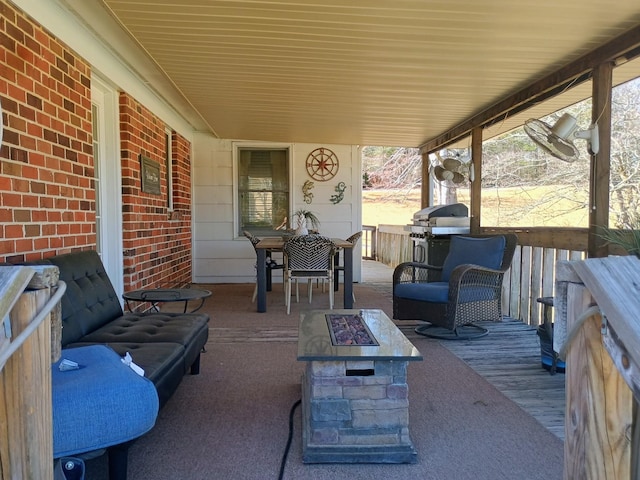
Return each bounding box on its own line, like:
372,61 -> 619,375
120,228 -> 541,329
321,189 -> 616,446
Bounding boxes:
610,79 -> 640,228
362,146 -> 421,200
362,76 -> 640,229
481,75 -> 640,227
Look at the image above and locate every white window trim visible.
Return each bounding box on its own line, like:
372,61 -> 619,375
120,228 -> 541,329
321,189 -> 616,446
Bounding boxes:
91,75 -> 124,301
232,142 -> 293,239
166,128 -> 174,211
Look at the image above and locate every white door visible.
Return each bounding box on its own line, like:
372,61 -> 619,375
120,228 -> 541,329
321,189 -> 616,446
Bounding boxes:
91,76 -> 124,300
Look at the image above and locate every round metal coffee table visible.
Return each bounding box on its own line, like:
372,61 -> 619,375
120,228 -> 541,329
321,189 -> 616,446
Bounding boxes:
123,288 -> 211,313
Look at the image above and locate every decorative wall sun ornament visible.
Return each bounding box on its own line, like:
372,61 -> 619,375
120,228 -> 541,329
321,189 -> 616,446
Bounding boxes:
306,147 -> 339,181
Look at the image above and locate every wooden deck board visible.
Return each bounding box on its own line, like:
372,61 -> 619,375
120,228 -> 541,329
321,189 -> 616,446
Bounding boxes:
365,262 -> 566,440
436,317 -> 566,440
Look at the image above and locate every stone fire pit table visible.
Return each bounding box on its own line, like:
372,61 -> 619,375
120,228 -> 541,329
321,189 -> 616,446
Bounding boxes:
297,309 -> 423,463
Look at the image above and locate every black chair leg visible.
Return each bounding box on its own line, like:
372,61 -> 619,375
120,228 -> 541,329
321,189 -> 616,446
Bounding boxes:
190,353 -> 201,375
266,266 -> 273,291
107,442 -> 132,480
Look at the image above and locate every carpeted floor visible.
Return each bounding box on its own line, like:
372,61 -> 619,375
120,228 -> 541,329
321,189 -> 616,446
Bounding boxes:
84,282 -> 564,479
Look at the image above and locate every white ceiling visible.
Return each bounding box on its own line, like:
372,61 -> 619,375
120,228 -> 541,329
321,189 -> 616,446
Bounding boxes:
63,0 -> 640,147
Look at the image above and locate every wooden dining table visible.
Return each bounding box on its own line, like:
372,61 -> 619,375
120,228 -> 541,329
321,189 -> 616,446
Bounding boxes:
254,236 -> 354,313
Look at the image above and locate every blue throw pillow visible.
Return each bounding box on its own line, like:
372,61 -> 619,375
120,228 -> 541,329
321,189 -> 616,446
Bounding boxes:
441,236 -> 506,282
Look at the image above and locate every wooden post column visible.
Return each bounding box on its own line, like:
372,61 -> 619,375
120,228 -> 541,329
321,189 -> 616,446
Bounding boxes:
560,257 -> 638,480
470,127 -> 482,234
0,267 -> 60,480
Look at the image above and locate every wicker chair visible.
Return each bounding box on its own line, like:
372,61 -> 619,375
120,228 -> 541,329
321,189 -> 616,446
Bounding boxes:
283,235 -> 336,314
243,231 -> 284,302
333,231 -> 362,295
393,234 -> 517,339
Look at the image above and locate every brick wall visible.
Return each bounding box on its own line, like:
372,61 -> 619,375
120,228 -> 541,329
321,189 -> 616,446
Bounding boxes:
120,93 -> 192,290
1,2 -> 194,291
0,1 -> 95,262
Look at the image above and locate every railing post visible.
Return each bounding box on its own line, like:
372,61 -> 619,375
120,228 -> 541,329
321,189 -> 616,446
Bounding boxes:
0,265 -> 61,480
362,225 -> 377,260
556,260 -> 633,480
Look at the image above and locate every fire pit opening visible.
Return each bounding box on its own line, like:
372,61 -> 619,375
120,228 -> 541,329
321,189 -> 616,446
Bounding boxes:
326,313 -> 378,346
346,368 -> 374,376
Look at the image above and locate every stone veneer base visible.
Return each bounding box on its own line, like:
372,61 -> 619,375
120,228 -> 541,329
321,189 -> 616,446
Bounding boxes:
301,362 -> 418,464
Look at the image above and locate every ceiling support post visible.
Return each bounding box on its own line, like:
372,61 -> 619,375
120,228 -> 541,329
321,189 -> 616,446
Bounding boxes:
588,62 -> 613,258
420,151 -> 432,209
470,128 -> 483,234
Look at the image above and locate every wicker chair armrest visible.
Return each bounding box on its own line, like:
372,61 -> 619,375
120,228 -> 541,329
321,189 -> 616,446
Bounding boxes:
448,263 -> 505,302
392,261 -> 443,285
450,263 -> 504,279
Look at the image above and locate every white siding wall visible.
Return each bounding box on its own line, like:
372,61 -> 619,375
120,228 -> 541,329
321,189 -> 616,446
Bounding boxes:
192,134 -> 362,284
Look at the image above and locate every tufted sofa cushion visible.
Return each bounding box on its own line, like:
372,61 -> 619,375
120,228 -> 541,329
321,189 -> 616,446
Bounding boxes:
78,312 -> 209,375
30,250 -> 125,345
66,341 -> 186,407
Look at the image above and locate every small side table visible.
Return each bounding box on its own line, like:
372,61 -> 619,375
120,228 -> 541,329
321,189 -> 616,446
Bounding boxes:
123,288 -> 211,313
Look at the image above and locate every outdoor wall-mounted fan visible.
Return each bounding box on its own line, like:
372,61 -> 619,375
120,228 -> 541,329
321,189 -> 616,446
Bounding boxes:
432,153 -> 474,185
524,113 -> 599,162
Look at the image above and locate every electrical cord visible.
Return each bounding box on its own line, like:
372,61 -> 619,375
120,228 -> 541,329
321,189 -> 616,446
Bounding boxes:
278,398 -> 301,480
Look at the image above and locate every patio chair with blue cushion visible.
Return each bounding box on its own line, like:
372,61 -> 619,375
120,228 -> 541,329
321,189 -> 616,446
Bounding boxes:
392,234 -> 517,340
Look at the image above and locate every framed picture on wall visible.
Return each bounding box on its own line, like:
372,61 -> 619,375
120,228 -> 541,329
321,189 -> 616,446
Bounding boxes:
140,155 -> 161,195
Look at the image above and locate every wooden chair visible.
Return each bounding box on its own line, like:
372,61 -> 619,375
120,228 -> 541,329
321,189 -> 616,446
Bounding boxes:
283,235 -> 336,314
392,234 -> 517,339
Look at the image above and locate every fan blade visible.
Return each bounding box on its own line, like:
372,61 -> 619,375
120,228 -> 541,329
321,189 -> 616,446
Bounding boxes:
451,172 -> 466,184
550,136 -> 579,157
442,157 -> 462,171
433,165 -> 448,182
524,118 -> 579,162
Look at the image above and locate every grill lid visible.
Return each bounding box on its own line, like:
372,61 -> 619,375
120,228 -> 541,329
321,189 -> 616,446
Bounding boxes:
412,203 -> 468,222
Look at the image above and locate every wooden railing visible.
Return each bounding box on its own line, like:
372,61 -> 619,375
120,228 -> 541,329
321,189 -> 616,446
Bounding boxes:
0,265 -> 64,480
372,225 -> 590,327
376,224 -> 413,266
556,256 -> 640,479
361,225 -> 377,260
